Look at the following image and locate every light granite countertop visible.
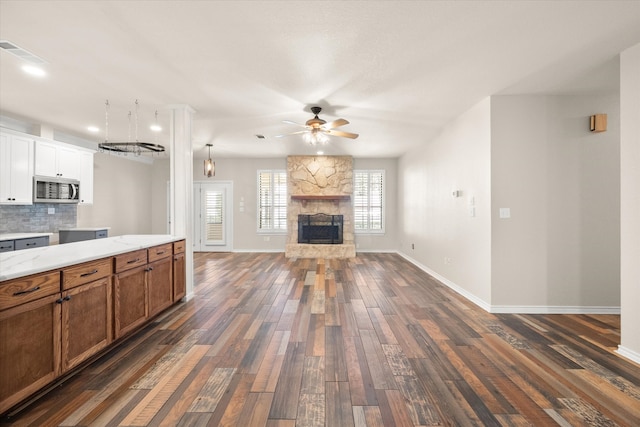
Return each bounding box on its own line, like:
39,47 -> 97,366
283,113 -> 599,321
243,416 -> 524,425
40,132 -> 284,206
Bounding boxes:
0,234 -> 184,282
58,227 -> 111,231
0,233 -> 54,241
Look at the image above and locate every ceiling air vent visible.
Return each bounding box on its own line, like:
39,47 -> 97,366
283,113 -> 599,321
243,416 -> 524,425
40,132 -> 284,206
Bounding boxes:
0,40 -> 47,64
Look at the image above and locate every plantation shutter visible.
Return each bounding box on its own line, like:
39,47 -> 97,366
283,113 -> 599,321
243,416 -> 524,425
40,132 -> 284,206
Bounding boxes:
258,171 -> 287,231
354,170 -> 384,231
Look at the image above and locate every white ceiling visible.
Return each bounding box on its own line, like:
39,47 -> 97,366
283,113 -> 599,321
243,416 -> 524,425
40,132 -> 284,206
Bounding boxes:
1,1 -> 639,160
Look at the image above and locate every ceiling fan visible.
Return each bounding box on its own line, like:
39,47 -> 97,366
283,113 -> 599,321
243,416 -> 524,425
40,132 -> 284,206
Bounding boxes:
276,106 -> 359,144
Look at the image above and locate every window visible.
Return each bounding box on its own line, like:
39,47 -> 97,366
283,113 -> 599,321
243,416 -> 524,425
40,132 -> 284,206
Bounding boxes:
258,170 -> 287,232
354,170 -> 385,233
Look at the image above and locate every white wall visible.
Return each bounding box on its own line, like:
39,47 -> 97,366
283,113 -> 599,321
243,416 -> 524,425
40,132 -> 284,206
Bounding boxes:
151,158 -> 170,234
77,153 -> 154,237
398,98 -> 493,306
491,92 -> 620,310
619,42 -> 640,362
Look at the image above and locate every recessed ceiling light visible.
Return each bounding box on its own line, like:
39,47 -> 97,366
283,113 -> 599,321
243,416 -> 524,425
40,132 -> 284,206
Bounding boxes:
317,151 -> 324,155
21,64 -> 46,77
87,126 -> 100,133
150,124 -> 162,132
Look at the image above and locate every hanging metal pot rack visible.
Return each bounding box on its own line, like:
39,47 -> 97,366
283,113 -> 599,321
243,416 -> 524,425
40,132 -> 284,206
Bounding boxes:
98,99 -> 165,155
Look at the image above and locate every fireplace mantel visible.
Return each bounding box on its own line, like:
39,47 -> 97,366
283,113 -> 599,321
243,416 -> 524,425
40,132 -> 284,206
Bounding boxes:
291,194 -> 351,207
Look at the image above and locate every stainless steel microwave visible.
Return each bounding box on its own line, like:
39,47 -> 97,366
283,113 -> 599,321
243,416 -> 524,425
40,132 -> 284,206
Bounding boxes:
33,176 -> 80,203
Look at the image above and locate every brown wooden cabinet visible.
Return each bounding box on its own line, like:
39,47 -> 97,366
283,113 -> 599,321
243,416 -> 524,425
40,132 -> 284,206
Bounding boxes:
114,265 -> 147,339
147,256 -> 173,318
0,292 -> 61,414
173,241 -> 186,301
61,258 -> 113,372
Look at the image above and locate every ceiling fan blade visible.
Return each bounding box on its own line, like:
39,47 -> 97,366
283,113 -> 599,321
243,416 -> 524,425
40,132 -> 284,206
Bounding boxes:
326,129 -> 359,139
282,120 -> 309,128
274,130 -> 309,138
323,118 -> 349,129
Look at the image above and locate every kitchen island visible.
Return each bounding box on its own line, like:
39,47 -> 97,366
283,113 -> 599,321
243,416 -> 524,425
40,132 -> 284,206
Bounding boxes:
0,234 -> 186,415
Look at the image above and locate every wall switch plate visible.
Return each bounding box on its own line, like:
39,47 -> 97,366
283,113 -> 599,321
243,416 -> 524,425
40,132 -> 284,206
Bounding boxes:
499,208 -> 511,219
48,207 -> 55,215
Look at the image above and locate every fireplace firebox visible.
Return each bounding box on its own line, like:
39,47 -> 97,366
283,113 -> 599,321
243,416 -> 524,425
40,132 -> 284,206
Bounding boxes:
298,214 -> 343,244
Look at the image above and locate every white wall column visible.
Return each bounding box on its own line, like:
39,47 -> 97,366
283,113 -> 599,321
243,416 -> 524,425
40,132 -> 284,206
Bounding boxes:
168,104 -> 195,298
618,43 -> 640,364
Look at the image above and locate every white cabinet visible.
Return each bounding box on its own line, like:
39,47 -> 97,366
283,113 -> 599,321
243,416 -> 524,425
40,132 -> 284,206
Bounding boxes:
0,130 -> 34,205
35,140 -> 80,179
78,151 -> 94,204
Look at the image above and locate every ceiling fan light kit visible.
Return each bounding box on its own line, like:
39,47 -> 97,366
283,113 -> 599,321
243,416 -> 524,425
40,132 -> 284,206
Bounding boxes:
276,106 -> 359,145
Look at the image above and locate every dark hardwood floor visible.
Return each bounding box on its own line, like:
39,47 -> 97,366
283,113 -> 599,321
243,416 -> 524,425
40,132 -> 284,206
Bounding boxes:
2,252 -> 639,426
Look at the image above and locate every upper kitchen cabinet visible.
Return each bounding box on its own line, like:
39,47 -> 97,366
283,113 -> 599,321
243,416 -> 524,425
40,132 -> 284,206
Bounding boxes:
0,130 -> 34,205
34,139 -> 95,204
35,140 -> 81,179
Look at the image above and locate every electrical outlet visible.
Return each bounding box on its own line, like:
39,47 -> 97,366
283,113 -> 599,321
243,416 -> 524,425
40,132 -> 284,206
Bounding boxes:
48,207 -> 55,215
263,236 -> 270,241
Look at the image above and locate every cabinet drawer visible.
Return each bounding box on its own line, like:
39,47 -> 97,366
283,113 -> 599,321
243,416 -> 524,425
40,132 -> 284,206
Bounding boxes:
15,236 -> 49,250
148,243 -> 172,263
114,249 -> 147,273
62,258 -> 112,290
173,240 -> 185,254
0,271 -> 61,310
0,241 -> 14,252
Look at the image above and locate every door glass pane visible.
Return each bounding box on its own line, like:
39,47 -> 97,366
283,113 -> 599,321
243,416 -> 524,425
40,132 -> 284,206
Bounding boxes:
204,189 -> 224,244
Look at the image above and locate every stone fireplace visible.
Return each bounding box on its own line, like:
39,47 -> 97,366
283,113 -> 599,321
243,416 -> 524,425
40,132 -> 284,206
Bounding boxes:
285,156 -> 356,258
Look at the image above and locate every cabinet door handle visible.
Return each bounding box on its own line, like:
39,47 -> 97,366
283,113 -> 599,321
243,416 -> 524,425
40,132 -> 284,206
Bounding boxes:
56,298 -> 64,304
156,250 -> 165,255
13,286 -> 41,296
146,267 -> 154,272
26,243 -> 36,247
127,258 -> 140,264
64,295 -> 72,301
80,269 -> 99,277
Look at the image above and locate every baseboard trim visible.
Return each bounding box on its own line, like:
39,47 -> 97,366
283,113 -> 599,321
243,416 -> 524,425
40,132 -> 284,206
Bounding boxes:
616,345 -> 640,365
397,251 -> 621,315
489,305 -> 621,314
398,251 -> 492,312
232,249 -> 284,253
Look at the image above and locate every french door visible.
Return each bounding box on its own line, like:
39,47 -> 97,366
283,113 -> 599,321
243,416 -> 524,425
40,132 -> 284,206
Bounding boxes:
193,181 -> 233,252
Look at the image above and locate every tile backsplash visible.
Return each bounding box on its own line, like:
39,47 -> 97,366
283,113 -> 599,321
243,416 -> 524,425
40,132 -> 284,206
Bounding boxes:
0,204 -> 76,233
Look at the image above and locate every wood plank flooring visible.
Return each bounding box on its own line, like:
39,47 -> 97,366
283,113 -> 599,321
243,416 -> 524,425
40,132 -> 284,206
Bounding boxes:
2,252 -> 640,426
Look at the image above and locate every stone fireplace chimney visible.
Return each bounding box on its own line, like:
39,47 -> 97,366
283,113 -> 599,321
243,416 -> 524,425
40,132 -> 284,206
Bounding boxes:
285,156 -> 356,258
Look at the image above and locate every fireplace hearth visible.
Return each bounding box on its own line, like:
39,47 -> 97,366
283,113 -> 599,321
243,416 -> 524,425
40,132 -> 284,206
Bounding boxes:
298,214 -> 343,244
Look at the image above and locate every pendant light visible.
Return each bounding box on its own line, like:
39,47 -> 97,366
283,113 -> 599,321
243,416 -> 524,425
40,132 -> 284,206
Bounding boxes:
204,143 -> 215,177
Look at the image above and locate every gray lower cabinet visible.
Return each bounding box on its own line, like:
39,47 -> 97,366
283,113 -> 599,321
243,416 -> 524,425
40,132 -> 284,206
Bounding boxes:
59,229 -> 109,244
0,241 -> 15,252
1,236 -> 49,251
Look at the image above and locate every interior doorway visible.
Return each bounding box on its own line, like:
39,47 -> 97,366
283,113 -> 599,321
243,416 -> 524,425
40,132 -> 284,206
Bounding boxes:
193,181 -> 233,252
